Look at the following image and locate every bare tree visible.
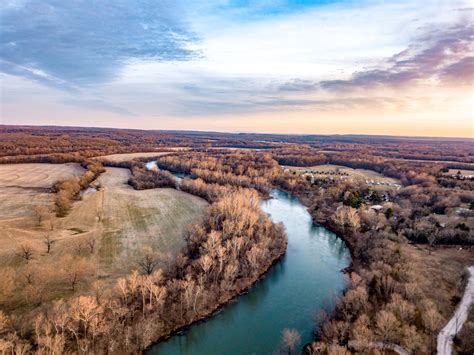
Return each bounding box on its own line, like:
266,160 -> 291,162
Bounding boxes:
33,205 -> 49,227
43,234 -> 56,254
427,232 -> 437,255
62,256 -> 89,292
281,328 -> 301,354
137,248 -> 160,275
375,310 -> 399,344
85,236 -> 96,254
17,244 -> 34,264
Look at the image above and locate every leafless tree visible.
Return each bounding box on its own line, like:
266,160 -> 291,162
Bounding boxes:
17,244 -> 34,264
33,205 -> 49,226
137,248 -> 160,275
43,234 -> 56,253
85,236 -> 96,254
281,328 -> 301,354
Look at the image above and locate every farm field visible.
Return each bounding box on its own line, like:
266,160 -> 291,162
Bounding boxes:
0,163 -> 84,221
0,164 -> 207,314
95,151 -> 172,162
0,163 -> 84,188
95,148 -> 192,163
284,164 -> 401,188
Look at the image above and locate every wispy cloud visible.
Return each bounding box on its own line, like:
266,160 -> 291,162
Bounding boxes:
318,22 -> 474,90
0,0 -> 200,87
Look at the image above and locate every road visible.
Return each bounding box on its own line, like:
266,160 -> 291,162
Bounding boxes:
437,266 -> 474,355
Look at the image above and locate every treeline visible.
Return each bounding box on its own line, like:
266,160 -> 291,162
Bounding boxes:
0,126 -> 179,157
181,178 -> 235,203
52,160 -> 105,217
307,139 -> 474,163
154,151 -> 280,193
101,159 -> 177,190
0,152 -> 86,165
0,188 -> 286,353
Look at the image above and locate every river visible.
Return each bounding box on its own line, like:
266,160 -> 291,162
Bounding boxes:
147,187 -> 351,354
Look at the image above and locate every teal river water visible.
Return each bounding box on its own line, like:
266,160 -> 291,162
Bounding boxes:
147,188 -> 351,355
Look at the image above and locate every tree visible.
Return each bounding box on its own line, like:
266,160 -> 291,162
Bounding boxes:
370,190 -> 383,204
375,310 -> 399,344
344,191 -> 362,208
385,208 -> 394,219
137,248 -> 160,275
62,256 -> 89,291
43,234 -> 56,253
427,231 -> 437,255
85,236 -> 96,254
33,205 -> 49,226
17,244 -> 34,264
281,328 -> 300,354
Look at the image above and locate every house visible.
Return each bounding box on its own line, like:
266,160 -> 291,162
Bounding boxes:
370,205 -> 383,212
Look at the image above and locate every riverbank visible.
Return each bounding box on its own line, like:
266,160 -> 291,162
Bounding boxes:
145,240 -> 287,351
149,189 -> 350,354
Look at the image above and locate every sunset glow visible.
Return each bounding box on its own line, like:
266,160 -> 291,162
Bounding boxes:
1,0 -> 473,137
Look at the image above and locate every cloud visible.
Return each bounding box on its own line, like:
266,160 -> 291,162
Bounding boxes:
0,0 -> 199,87
272,20 -> 473,98
440,56 -> 474,85
319,22 -> 474,90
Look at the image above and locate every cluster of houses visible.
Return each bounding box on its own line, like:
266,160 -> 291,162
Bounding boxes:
364,179 -> 401,189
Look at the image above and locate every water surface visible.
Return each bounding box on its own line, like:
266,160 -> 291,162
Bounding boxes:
148,189 -> 350,354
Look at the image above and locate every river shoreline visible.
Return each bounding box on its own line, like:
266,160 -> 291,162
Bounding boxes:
144,242 -> 288,352
149,188 -> 350,354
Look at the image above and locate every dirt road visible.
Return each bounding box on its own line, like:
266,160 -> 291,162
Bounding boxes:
437,266 -> 474,355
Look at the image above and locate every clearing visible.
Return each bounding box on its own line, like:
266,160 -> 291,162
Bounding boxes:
95,149 -> 189,163
0,164 -> 207,314
0,163 -> 84,221
284,164 -> 401,189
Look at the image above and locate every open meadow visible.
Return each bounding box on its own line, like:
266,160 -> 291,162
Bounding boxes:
0,163 -> 207,316
95,152 -> 173,163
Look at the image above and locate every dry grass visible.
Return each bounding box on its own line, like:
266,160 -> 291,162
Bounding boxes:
0,163 -> 84,188
401,243 -> 474,319
0,163 -> 84,222
95,149 -> 188,162
0,164 -> 207,312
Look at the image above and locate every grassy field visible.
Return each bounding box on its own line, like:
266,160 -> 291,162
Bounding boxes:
0,163 -> 84,223
95,149 -> 190,162
284,164 -> 401,189
0,162 -> 84,188
0,164 -> 207,313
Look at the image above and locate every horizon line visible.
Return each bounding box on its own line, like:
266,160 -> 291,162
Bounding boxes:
1,123 -> 473,141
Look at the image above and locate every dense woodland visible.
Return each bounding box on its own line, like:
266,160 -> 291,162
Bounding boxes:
0,126 -> 473,354
271,150 -> 473,354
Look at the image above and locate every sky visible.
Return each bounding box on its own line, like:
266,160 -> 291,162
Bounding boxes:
0,0 -> 473,137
